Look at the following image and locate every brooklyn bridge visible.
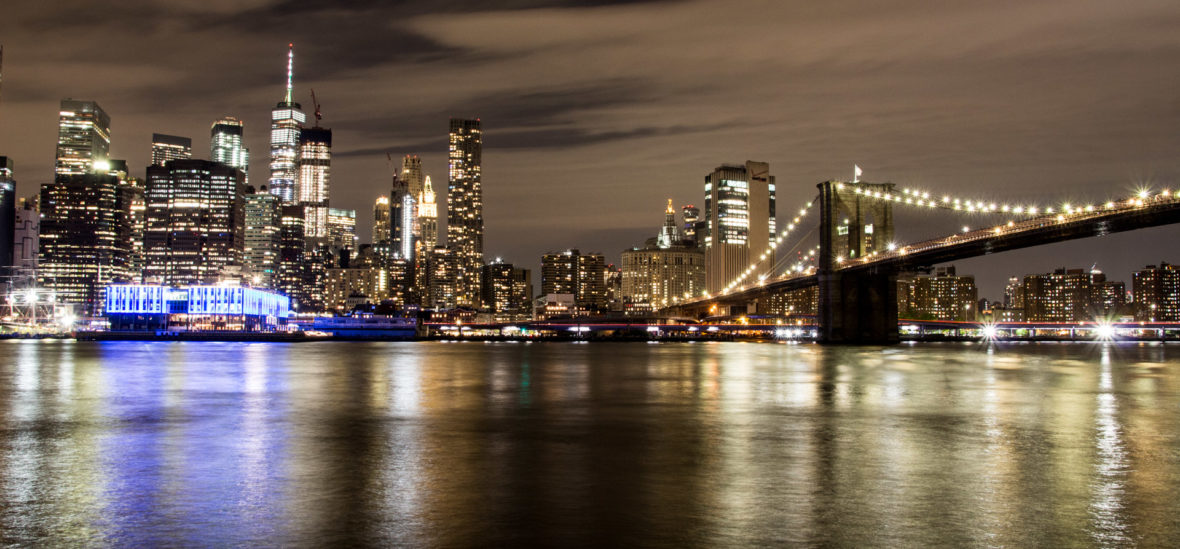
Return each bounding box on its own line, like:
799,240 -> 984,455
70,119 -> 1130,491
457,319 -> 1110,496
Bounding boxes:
663,180 -> 1180,344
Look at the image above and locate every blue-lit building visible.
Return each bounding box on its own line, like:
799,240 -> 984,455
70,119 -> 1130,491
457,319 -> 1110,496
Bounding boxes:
105,284 -> 289,332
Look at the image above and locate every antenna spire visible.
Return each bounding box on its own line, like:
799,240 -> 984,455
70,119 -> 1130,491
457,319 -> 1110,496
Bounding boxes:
284,43 -> 294,103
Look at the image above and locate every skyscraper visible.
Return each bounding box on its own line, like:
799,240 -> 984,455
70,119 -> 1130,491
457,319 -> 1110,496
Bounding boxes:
656,199 -> 679,249
541,249 -> 606,312
373,195 -> 391,247
390,169 -> 416,261
703,161 -> 776,294
418,176 -> 438,251
0,157 -> 14,275
244,189 -> 282,288
38,173 -> 136,315
481,260 -> 533,321
326,208 -> 357,254
150,133 -> 192,167
144,160 -> 245,286
268,44 -> 305,203
55,100 -> 111,176
278,205 -> 308,308
447,118 -> 483,307
212,117 -> 250,184
298,127 -> 331,239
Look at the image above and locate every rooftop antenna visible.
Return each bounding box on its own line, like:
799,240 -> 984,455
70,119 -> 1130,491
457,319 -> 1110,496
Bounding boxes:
284,43 -> 294,104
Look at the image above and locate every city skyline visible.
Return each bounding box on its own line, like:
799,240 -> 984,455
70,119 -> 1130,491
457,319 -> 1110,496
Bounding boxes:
1,1 -> 1179,299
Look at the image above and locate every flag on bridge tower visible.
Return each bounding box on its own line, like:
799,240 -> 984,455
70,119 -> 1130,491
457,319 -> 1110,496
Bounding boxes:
853,165 -> 863,183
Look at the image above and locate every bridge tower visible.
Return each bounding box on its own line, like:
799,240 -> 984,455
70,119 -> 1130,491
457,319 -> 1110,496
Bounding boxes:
817,180 -> 900,344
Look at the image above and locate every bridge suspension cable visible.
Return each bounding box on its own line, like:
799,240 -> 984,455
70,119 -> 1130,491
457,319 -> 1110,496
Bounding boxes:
837,181 -> 1084,217
710,196 -> 819,298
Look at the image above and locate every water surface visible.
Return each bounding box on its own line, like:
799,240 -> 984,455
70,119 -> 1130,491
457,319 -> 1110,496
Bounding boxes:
1,340 -> 1177,546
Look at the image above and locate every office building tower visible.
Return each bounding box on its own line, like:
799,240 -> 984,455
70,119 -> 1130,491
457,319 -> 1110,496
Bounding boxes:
703,161 -> 776,294
373,195 -> 391,248
268,44 -> 305,203
418,175 -> 438,251
325,265 -> 389,312
541,249 -> 607,312
298,127 -> 331,239
104,163 -> 146,283
278,205 -> 308,309
1003,276 -> 1022,309
1021,268 -> 1124,322
682,204 -> 701,247
211,117 -> 250,185
38,174 -> 136,315
326,208 -> 356,255
447,118 -> 484,306
426,246 -> 460,309
150,133 -> 192,167
482,260 -> 533,321
898,265 -> 979,321
13,202 -> 39,284
0,157 -> 13,275
390,172 -> 416,260
244,189 -> 282,288
144,160 -> 245,286
400,155 -> 425,198
55,100 -> 111,176
1133,262 -> 1180,321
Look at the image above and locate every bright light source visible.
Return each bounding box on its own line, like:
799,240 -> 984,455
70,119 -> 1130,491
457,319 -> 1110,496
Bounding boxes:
982,324 -> 998,340
1095,323 -> 1116,340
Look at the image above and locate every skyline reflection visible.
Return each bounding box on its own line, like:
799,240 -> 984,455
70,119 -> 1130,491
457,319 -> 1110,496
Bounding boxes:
0,341 -> 1178,546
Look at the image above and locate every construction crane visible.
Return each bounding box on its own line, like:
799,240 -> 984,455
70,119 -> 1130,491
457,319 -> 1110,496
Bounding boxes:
310,88 -> 322,127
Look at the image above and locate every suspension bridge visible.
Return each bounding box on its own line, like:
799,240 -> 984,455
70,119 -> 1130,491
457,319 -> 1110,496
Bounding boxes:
665,180 -> 1180,344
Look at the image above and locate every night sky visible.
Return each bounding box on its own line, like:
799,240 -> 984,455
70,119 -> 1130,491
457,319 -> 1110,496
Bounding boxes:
1,0 -> 1179,299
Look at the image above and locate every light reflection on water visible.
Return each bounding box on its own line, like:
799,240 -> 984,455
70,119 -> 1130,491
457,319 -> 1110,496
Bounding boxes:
0,340 -> 1178,546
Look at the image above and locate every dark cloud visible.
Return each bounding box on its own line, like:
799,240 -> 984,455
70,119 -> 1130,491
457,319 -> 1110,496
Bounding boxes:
2,0 -> 1180,298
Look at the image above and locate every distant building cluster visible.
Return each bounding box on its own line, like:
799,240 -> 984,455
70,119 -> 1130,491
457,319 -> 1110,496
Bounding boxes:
0,45 -> 529,323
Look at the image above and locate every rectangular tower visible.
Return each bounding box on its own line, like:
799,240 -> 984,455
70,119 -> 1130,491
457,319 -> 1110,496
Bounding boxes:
55,100 -> 111,176
447,118 -> 484,307
212,117 -> 250,185
298,127 -> 331,239
244,190 -> 282,288
150,133 -> 192,167
703,161 -> 775,294
38,173 -> 136,315
144,160 -> 245,286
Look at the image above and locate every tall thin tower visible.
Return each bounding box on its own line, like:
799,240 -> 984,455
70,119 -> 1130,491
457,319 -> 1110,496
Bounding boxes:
268,44 -> 305,203
447,118 -> 483,307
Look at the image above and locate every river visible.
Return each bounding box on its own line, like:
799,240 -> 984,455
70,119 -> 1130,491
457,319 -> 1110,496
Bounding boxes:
0,340 -> 1176,546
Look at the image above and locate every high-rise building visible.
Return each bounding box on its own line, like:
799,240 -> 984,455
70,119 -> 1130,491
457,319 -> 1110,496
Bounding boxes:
899,265 -> 979,321
400,155 -> 425,197
373,195 -> 391,248
1021,268 -> 1124,322
703,161 -> 776,293
390,172 -> 416,261
482,260 -> 533,321
278,205 -> 308,309
211,117 -> 250,185
418,175 -> 439,251
447,118 -> 483,307
620,200 -> 706,309
103,162 -> 146,283
0,157 -> 13,275
55,100 -> 111,176
298,127 -> 331,239
1133,262 -> 1180,321
1003,276 -> 1022,309
325,265 -> 389,312
38,173 -> 136,315
326,208 -> 357,255
268,44 -> 306,203
426,246 -> 460,309
541,249 -> 607,312
144,160 -> 245,286
150,133 -> 192,167
244,189 -> 282,288
682,204 -> 701,247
